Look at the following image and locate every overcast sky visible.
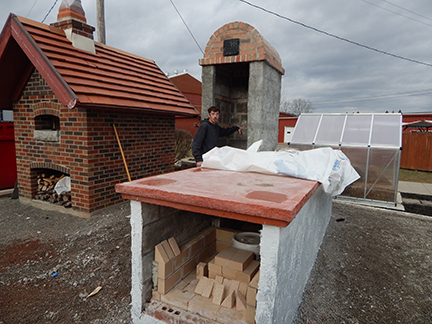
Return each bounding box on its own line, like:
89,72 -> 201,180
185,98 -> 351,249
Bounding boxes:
2,0 -> 432,114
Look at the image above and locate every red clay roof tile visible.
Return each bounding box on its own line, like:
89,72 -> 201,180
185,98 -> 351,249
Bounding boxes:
0,14 -> 196,116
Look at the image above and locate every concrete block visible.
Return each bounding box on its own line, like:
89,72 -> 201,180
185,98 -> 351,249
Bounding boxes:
239,281 -> 248,297
215,246 -> 237,267
155,243 -> 170,264
158,268 -> 181,295
198,244 -> 210,263
142,213 -> 177,253
222,265 -> 237,280
215,246 -> 254,271
212,282 -> 225,305
194,277 -> 207,295
216,241 -> 231,252
249,270 -> 259,289
176,211 -> 212,245
247,286 -> 257,307
215,275 -> 224,285
236,290 -> 247,311
205,227 -> 216,246
208,269 -> 218,279
236,260 -> 260,283
174,245 -> 190,268
243,305 -> 256,324
160,288 -> 195,310
157,257 -> 173,279
181,257 -> 196,278
141,203 -> 160,227
221,289 -> 235,309
196,262 -> 208,279
217,305 -> 244,324
176,272 -> 196,291
168,237 -> 181,256
223,278 -> 240,295
201,278 -> 214,298
216,227 -> 238,243
161,240 -> 175,260
209,241 -> 217,255
208,258 -> 222,275
189,236 -> 204,258
188,295 -> 221,321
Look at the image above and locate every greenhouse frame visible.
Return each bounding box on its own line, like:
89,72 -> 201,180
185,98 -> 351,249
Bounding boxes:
289,113 -> 402,205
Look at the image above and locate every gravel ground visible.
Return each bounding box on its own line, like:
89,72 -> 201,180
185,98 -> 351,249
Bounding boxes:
294,200 -> 432,324
1,195 -> 431,324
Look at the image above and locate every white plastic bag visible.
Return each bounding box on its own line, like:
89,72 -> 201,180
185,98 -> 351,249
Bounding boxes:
54,176 -> 71,195
202,140 -> 360,196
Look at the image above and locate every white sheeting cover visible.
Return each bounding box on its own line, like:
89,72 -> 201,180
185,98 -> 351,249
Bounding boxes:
202,140 -> 360,196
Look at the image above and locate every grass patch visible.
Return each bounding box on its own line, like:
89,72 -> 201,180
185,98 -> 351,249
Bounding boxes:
399,169 -> 432,183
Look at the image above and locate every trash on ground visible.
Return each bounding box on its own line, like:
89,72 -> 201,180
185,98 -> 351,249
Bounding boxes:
86,286 -> 102,298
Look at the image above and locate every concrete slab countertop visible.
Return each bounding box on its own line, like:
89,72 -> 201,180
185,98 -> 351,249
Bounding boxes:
115,168 -> 320,227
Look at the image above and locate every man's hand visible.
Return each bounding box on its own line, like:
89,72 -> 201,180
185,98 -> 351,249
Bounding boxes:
196,161 -> 203,167
238,128 -> 244,135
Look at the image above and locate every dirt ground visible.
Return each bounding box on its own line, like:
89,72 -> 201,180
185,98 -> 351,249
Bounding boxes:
0,197 -> 132,324
1,195 -> 432,324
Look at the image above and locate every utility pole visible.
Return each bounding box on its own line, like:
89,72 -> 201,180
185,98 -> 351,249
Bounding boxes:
96,0 -> 106,44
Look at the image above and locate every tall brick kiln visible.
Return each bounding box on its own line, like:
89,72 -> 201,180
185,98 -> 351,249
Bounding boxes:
0,0 -> 197,215
199,22 -> 285,151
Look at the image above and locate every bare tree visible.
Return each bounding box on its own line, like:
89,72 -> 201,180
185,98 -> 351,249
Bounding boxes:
280,98 -> 314,116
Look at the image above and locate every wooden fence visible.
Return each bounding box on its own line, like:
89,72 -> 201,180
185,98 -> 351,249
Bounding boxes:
401,132 -> 432,171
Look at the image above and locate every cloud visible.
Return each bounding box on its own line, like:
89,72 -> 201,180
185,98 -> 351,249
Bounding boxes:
2,0 -> 432,113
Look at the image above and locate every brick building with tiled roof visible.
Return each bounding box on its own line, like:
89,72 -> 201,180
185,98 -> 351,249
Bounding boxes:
0,0 -> 197,215
169,71 -> 201,136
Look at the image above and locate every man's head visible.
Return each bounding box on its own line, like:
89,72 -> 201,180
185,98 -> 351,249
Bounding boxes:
207,106 -> 220,124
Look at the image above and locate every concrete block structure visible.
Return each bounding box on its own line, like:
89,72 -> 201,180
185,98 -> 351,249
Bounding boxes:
199,22 -> 285,151
116,168 -> 332,323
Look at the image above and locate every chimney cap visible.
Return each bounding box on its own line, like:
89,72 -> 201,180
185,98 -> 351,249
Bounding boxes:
58,0 -> 86,22
59,0 -> 85,16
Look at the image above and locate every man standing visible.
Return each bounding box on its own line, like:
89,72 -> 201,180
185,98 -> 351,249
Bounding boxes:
192,106 -> 243,167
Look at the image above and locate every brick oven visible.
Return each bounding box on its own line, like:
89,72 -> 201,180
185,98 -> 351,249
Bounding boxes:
0,1 -> 196,215
199,22 -> 285,151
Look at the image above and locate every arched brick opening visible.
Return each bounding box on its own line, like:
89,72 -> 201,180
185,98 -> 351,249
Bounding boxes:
199,21 -> 284,75
33,101 -> 62,117
199,21 -> 284,151
29,162 -> 71,204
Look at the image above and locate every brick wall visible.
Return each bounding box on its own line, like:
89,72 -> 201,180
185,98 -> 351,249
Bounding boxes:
13,69 -> 175,214
199,21 -> 284,75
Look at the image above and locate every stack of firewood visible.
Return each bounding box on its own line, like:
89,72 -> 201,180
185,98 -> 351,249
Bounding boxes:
35,173 -> 72,208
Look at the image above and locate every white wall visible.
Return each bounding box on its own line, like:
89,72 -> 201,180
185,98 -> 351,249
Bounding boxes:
256,185 -> 332,324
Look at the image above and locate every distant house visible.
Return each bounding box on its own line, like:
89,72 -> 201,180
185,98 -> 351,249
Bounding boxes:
278,112 -> 298,143
169,71 -> 201,136
0,3 -> 196,215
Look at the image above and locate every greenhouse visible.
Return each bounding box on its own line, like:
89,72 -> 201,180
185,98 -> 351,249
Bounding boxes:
289,113 -> 402,205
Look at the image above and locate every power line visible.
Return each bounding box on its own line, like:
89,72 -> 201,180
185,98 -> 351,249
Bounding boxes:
358,0 -> 432,28
169,0 -> 204,54
314,88 -> 432,105
26,0 -> 39,17
239,0 -> 432,68
41,0 -> 59,23
380,0 -> 432,23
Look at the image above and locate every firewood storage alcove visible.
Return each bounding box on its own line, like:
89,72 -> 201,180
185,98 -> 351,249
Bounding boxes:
116,168 -> 332,324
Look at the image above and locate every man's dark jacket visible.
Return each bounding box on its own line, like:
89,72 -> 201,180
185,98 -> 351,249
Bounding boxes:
192,119 -> 239,162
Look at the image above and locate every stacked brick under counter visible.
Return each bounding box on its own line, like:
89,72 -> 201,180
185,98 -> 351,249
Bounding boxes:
116,168 -> 333,324
150,227 -> 261,323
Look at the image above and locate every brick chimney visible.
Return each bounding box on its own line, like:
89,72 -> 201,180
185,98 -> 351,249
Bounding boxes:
50,0 -> 96,53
